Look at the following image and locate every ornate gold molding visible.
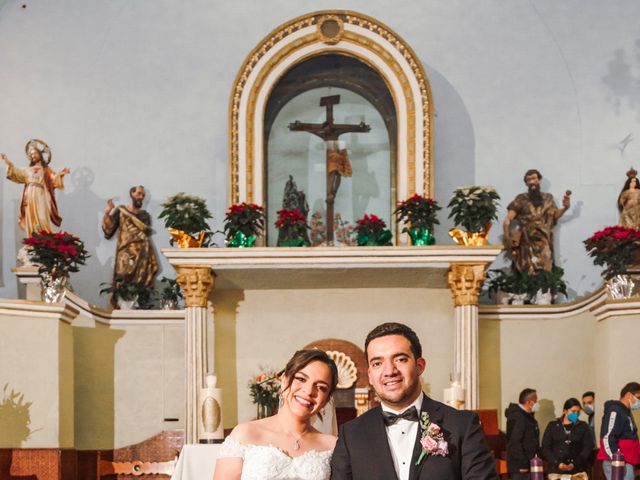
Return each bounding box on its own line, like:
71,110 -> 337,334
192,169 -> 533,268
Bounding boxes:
228,10 -> 434,204
447,263 -> 487,307
175,266 -> 215,308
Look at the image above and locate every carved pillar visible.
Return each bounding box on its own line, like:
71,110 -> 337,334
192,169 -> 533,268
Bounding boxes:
447,263 -> 486,410
176,265 -> 215,444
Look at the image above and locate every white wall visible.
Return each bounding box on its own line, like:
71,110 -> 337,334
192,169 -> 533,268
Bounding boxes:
1,0 -> 639,304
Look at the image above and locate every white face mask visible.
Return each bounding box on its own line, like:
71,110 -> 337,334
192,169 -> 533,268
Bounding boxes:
583,404 -> 594,415
531,402 -> 540,413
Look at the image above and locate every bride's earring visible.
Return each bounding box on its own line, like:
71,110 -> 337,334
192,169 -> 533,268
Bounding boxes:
278,393 -> 284,409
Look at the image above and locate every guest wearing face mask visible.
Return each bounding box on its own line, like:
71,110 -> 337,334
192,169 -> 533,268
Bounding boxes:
506,388 -> 541,479
597,382 -> 640,480
582,391 -> 596,445
541,398 -> 594,479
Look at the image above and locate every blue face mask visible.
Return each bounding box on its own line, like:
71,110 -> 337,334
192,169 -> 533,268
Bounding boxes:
567,412 -> 580,423
631,398 -> 640,411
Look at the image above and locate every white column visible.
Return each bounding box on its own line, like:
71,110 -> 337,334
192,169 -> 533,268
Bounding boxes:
447,263 -> 486,411
453,304 -> 479,409
176,266 -> 215,444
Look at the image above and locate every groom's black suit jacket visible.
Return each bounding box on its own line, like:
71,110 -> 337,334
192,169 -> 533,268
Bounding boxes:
330,394 -> 498,480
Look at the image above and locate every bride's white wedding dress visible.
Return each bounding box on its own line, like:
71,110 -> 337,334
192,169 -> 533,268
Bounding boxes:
218,436 -> 332,480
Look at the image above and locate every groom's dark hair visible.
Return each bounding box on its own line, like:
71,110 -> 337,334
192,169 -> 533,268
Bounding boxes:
364,322 -> 422,361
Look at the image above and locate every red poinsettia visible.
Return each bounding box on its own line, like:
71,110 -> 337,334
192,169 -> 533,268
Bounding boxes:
275,208 -> 307,229
394,194 -> 441,232
584,225 -> 640,279
23,230 -> 89,277
355,214 -> 393,246
224,202 -> 265,240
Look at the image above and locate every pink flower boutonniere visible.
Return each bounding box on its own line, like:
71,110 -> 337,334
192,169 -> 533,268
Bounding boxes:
416,412 -> 449,466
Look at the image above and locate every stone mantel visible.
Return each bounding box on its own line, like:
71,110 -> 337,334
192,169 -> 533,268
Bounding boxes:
162,246 -> 503,291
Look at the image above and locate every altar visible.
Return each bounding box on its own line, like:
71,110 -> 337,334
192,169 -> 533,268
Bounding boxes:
163,245 -> 502,443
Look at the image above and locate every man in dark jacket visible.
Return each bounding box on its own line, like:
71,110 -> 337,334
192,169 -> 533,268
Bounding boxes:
597,382 -> 640,480
505,388 -> 540,479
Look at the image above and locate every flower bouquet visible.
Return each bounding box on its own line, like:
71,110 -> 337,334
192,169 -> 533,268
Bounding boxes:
224,202 -> 265,247
394,193 -> 441,245
248,369 -> 281,418
447,185 -> 500,246
355,213 -> 392,246
275,208 -> 310,246
584,226 -> 640,279
23,230 -> 89,302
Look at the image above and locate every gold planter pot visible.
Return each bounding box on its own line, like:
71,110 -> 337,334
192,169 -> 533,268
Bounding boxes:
449,224 -> 492,246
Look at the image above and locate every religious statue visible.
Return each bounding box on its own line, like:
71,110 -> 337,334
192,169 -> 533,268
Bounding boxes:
503,169 -> 571,275
289,94 -> 370,244
618,167 -> 640,228
102,185 -> 158,307
2,139 -> 70,234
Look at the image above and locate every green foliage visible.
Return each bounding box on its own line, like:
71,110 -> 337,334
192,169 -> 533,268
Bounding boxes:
159,276 -> 183,303
99,275 -> 151,302
486,268 -> 531,296
447,185 -> 500,232
158,193 -> 213,246
528,266 -> 568,297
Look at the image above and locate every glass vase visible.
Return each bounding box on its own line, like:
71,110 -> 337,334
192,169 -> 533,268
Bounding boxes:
606,274 -> 635,300
40,273 -> 68,303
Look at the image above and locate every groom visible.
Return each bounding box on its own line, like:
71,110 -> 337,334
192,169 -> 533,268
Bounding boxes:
330,322 -> 498,480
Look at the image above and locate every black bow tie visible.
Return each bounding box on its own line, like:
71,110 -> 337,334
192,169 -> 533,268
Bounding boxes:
382,406 -> 419,426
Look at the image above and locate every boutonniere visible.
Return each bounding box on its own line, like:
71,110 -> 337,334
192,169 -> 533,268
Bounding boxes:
416,412 -> 449,466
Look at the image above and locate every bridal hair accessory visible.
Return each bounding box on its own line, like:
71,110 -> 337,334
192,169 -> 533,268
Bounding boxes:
415,412 -> 449,466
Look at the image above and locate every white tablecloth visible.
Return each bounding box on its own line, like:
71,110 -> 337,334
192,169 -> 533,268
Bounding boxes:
171,444 -> 221,480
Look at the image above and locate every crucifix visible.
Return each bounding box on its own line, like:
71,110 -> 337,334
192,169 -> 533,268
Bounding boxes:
289,94 -> 371,245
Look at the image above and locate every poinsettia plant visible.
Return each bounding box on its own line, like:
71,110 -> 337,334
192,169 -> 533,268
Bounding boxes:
447,185 -> 500,232
355,213 -> 392,246
224,202 -> 265,247
23,230 -> 89,278
584,225 -> 640,279
159,192 -> 213,246
394,194 -> 441,232
275,208 -> 310,246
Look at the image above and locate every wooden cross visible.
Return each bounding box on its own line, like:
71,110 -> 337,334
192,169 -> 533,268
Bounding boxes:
289,95 -> 370,245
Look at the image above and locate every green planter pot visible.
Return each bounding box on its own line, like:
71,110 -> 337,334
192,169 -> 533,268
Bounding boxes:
408,227 -> 435,246
227,231 -> 257,248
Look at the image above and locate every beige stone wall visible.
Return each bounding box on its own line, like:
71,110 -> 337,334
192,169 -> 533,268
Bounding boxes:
73,315 -> 184,449
479,310 -> 597,433
594,313 -> 640,435
0,312 -> 73,448
221,287 -> 455,426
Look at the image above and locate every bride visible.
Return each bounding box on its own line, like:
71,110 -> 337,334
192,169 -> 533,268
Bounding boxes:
213,349 -> 339,480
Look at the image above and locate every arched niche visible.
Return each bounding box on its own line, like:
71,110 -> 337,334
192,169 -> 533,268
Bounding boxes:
229,11 -> 434,214
264,54 -> 395,245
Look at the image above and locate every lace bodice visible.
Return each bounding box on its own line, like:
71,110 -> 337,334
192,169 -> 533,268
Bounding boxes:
218,436 -> 332,480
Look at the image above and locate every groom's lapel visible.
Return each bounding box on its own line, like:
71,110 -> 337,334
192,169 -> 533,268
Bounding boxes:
365,406 -> 399,480
409,395 -> 444,480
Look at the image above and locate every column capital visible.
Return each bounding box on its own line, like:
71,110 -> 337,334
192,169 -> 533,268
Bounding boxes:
447,263 -> 487,307
175,265 -> 215,308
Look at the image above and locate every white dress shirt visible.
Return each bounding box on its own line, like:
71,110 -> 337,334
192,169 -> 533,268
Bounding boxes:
381,393 -> 424,480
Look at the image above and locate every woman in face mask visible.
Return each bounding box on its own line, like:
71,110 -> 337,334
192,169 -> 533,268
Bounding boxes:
541,398 -> 595,479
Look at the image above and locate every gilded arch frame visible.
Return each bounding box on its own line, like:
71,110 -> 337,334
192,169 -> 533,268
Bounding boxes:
228,10 -> 434,208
